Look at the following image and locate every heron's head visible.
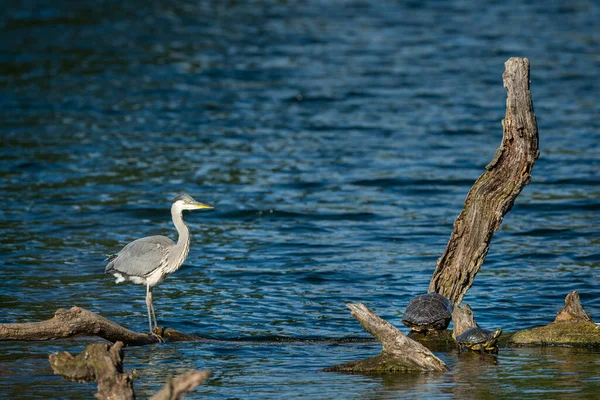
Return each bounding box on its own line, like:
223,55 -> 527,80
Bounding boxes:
172,194 -> 213,212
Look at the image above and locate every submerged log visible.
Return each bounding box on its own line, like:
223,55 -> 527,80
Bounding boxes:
150,370 -> 211,400
325,304 -> 448,373
510,291 -> 600,346
49,341 -> 209,400
0,307 -> 205,346
429,57 -> 540,306
510,321 -> 600,347
49,341 -> 135,400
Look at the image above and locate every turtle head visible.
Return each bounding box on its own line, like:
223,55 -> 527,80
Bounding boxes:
491,328 -> 503,340
483,328 -> 503,350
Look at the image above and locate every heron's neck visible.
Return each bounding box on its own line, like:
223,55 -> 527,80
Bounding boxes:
171,207 -> 191,268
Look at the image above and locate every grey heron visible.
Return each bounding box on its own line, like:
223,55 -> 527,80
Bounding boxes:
105,194 -> 213,335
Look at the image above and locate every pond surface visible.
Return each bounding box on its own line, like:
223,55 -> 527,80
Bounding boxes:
1,0 -> 599,398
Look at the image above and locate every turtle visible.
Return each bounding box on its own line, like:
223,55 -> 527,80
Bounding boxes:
401,293 -> 454,333
456,327 -> 502,352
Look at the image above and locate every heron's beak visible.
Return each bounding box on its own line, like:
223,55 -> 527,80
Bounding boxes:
193,202 -> 213,209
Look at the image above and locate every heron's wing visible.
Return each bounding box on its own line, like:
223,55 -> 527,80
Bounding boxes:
105,236 -> 174,277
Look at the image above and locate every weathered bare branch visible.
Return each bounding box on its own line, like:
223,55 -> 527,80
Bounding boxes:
325,304 -> 448,373
554,290 -> 594,323
429,57 -> 539,305
150,370 -> 211,400
49,341 -> 209,399
49,341 -> 135,400
0,307 -> 204,345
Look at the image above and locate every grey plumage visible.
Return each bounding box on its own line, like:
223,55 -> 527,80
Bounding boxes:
105,194 -> 213,335
172,193 -> 196,203
106,236 -> 174,279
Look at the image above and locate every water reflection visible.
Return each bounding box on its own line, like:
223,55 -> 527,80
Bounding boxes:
364,371 -> 444,395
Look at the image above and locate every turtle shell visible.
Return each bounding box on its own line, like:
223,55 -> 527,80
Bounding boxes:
401,293 -> 454,332
456,327 -> 502,350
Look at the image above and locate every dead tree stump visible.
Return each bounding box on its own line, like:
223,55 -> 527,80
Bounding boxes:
49,341 -> 135,400
451,304 -> 478,341
510,291 -> 600,346
554,290 -> 593,323
429,57 -> 540,305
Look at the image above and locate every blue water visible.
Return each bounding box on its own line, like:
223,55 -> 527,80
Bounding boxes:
1,0 -> 599,398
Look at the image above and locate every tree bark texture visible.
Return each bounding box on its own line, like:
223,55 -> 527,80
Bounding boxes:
510,291 -> 600,346
554,290 -> 594,323
451,304 -> 477,340
149,370 -> 210,400
49,341 -> 210,400
325,304 -> 448,373
429,57 -> 540,305
49,341 -> 135,400
0,307 -> 204,346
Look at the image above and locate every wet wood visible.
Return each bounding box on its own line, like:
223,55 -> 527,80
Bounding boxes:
429,57 -> 540,305
509,320 -> 600,346
554,290 -> 594,323
0,307 -> 205,346
49,341 -> 135,400
510,291 -> 600,346
325,304 -> 448,373
150,370 -> 211,400
451,304 -> 477,340
49,341 -> 209,400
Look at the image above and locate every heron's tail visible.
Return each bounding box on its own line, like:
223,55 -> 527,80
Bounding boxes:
104,254 -> 118,274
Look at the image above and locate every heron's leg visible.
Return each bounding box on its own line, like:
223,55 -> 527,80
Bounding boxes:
145,285 -> 165,343
145,285 -> 154,334
148,287 -> 158,330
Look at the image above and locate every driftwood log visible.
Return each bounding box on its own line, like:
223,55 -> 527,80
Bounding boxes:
428,57 -> 540,306
50,341 -> 135,399
325,304 -> 448,373
509,291 -> 600,346
0,307 -> 204,345
49,341 -> 209,400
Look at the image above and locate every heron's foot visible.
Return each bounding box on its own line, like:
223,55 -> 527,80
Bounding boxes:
149,331 -> 165,343
153,325 -> 166,335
